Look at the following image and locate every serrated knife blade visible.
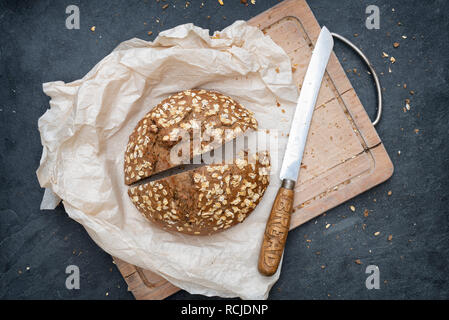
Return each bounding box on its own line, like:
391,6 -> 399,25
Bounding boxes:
280,26 -> 334,182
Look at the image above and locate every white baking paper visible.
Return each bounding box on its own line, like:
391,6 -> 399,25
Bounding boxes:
36,21 -> 299,299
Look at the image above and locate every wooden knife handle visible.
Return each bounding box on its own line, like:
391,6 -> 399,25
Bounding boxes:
258,182 -> 294,276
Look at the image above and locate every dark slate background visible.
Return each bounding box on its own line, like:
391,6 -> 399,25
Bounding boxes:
1,0 -> 448,300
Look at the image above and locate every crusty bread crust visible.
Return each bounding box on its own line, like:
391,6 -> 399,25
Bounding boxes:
124,89 -> 258,185
128,151 -> 270,235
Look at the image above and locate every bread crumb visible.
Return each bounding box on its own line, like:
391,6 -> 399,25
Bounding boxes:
90,26 -> 96,32
354,259 -> 362,265
147,31 -> 153,36
374,231 -> 380,236
350,205 -> 356,212
388,234 -> 393,241
363,209 -> 369,217
393,42 -> 400,48
218,0 -> 224,5
387,190 -> 392,196
325,223 -> 331,229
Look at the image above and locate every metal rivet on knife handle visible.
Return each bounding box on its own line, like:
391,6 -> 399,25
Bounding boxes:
258,179 -> 295,276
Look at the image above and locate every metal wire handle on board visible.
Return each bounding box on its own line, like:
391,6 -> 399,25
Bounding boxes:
331,32 -> 383,126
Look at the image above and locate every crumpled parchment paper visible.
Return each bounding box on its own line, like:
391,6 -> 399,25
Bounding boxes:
36,21 -> 299,299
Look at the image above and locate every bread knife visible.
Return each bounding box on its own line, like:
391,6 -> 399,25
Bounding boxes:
258,26 -> 334,276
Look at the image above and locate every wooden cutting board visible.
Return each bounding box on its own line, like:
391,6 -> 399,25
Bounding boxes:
113,0 -> 394,300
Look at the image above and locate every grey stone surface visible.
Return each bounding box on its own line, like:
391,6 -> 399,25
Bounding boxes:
0,0 -> 448,299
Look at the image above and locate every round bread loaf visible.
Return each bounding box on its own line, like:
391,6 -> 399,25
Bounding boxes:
124,89 -> 258,186
128,151 -> 270,235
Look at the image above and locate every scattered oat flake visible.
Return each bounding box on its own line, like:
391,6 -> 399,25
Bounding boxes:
90,26 -> 96,32
106,292 -> 109,296
147,31 -> 153,36
354,259 -> 362,265
414,128 -> 420,134
393,42 -> 400,48
325,223 -> 331,229
374,231 -> 380,236
363,209 -> 369,217
162,4 -> 169,9
398,150 -> 401,155
402,35 -> 407,39
388,234 -> 393,241
388,66 -> 392,73
382,52 -> 389,58
350,205 -> 356,212
251,0 -> 256,4
390,56 -> 396,63
388,190 -> 392,196
218,0 -> 224,5
321,265 -> 326,269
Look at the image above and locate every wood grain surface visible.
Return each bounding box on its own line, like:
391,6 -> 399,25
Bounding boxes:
113,0 -> 394,299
